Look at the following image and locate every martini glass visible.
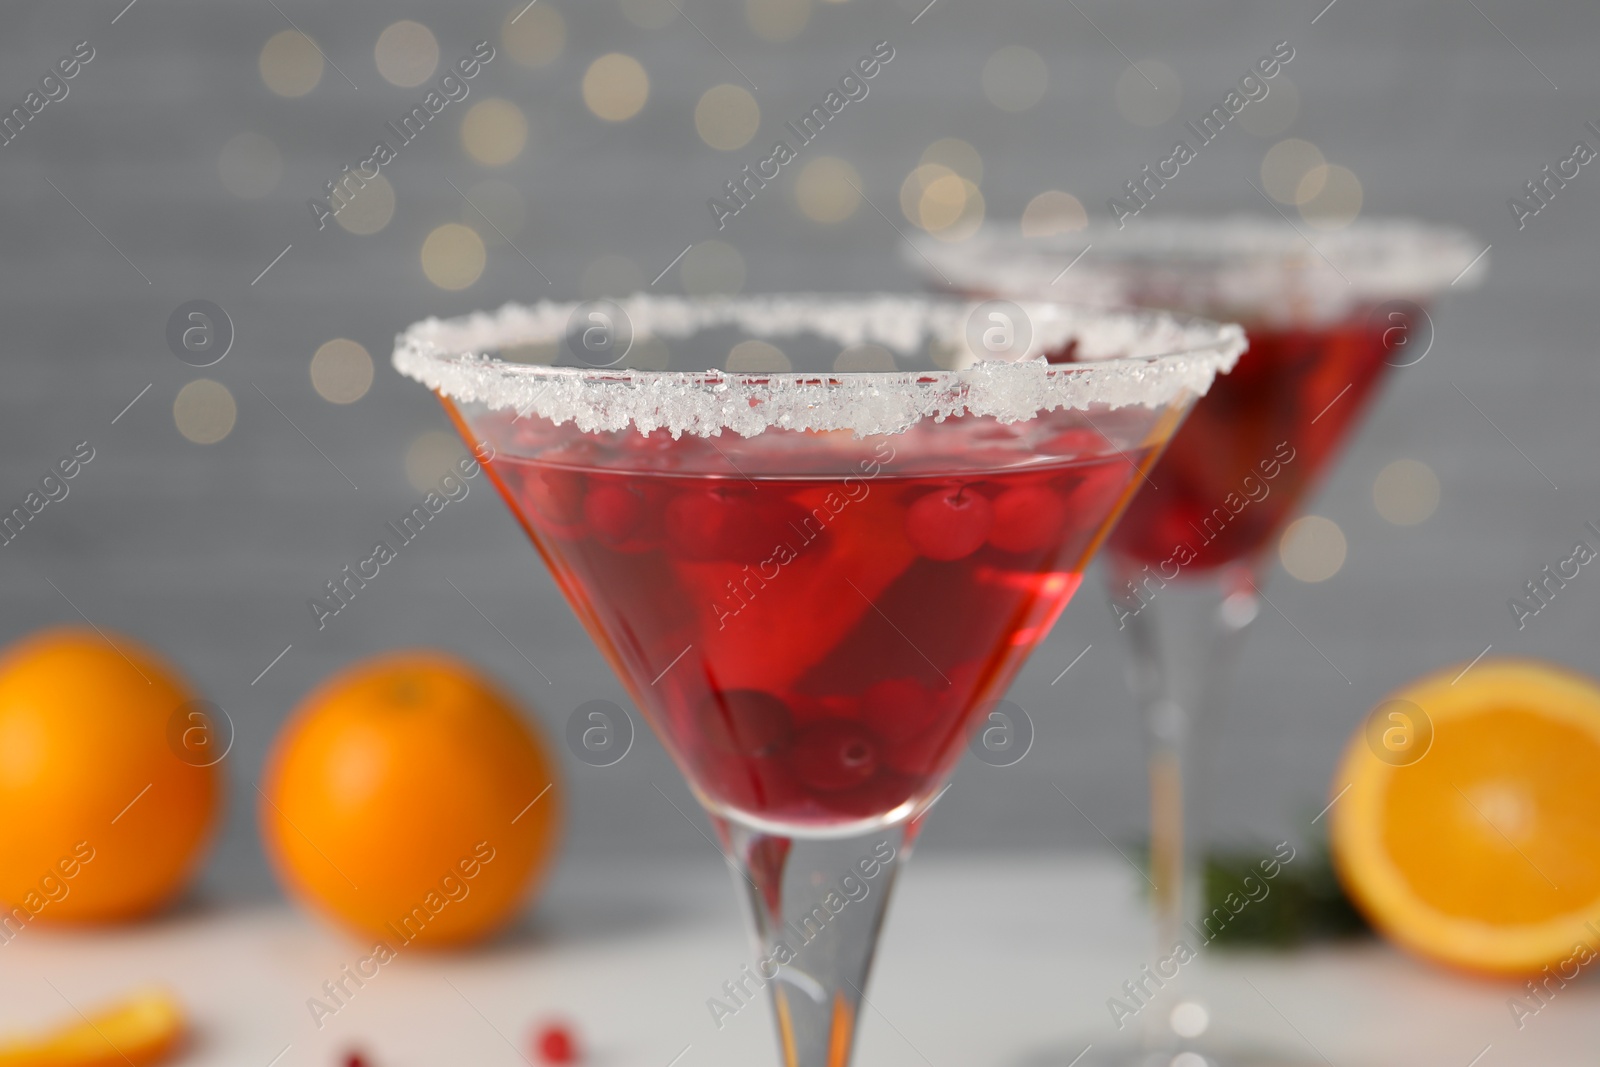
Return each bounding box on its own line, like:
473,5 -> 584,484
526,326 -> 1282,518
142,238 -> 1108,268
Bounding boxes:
393,294 -> 1244,1067
912,219 -> 1486,1065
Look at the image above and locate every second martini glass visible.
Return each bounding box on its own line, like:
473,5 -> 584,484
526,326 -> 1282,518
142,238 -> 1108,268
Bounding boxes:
914,219 -> 1486,1064
394,294 -> 1243,1067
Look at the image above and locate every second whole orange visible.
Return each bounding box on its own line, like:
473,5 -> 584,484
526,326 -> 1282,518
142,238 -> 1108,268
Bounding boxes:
260,651 -> 561,948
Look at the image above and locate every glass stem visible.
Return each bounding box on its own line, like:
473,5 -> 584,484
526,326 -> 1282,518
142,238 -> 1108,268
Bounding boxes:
1111,560 -> 1260,1051
713,815 -> 923,1067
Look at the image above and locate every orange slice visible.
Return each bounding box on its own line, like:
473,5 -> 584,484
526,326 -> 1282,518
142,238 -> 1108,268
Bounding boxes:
0,989 -> 185,1067
1330,659 -> 1600,975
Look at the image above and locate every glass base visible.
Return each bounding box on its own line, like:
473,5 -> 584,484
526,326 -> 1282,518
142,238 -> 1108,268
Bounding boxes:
1018,1037 -> 1326,1067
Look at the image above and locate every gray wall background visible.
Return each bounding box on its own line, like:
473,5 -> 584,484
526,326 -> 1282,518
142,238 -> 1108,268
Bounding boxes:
1,0 -> 1596,901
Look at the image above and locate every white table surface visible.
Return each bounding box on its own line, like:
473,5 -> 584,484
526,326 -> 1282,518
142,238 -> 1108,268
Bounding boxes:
1,854 -> 1589,1067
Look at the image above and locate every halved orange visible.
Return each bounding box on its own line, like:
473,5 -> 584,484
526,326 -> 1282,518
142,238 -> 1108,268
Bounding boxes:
1331,658 -> 1600,975
0,988 -> 185,1067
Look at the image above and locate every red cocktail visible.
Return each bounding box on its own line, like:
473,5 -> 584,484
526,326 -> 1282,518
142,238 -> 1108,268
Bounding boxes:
396,294 -> 1244,1067
912,221 -> 1485,1066
481,416 -> 1147,830
1106,315 -> 1392,575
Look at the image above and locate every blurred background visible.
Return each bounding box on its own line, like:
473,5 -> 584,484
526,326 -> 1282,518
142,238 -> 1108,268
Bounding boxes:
3,0 -> 1599,1062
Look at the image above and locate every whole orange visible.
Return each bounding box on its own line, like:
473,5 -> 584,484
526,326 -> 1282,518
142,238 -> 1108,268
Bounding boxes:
0,626 -> 220,922
261,652 -> 561,948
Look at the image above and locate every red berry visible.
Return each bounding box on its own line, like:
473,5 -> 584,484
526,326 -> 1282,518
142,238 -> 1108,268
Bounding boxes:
343,1052 -> 369,1067
987,486 -> 1069,554
788,721 -> 880,792
584,483 -> 645,544
905,486 -> 992,561
536,1022 -> 578,1064
522,467 -> 586,527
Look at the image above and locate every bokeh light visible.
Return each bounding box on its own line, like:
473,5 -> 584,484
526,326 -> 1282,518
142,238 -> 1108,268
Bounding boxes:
1279,515 -> 1347,583
918,172 -> 970,230
727,340 -> 791,372
834,344 -> 896,371
461,98 -> 529,166
374,20 -> 439,88
217,133 -> 282,199
680,240 -> 745,296
620,0 -> 678,29
920,138 -> 983,184
503,4 -> 566,67
259,30 -> 323,98
1261,138 -> 1325,204
173,380 -> 236,445
794,157 -> 861,223
420,224 -> 487,290
900,163 -> 947,222
1374,459 -> 1441,526
310,339 -> 374,404
1021,190 -> 1087,236
462,180 -> 527,244
1299,164 -> 1363,230
1238,75 -> 1299,137
1170,1002 -> 1210,1040
746,0 -> 812,42
929,180 -> 984,241
583,53 -> 650,122
581,254 -> 645,298
1115,60 -> 1182,127
406,430 -> 466,492
695,84 -> 761,151
902,164 -> 984,241
981,46 -> 1048,113
332,174 -> 396,235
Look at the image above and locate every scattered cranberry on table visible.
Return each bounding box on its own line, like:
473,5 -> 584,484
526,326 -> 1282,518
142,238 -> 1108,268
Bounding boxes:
535,1021 -> 579,1064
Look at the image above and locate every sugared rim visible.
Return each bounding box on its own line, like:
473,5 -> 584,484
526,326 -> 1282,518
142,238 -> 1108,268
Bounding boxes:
392,294 -> 1246,439
908,215 -> 1489,307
